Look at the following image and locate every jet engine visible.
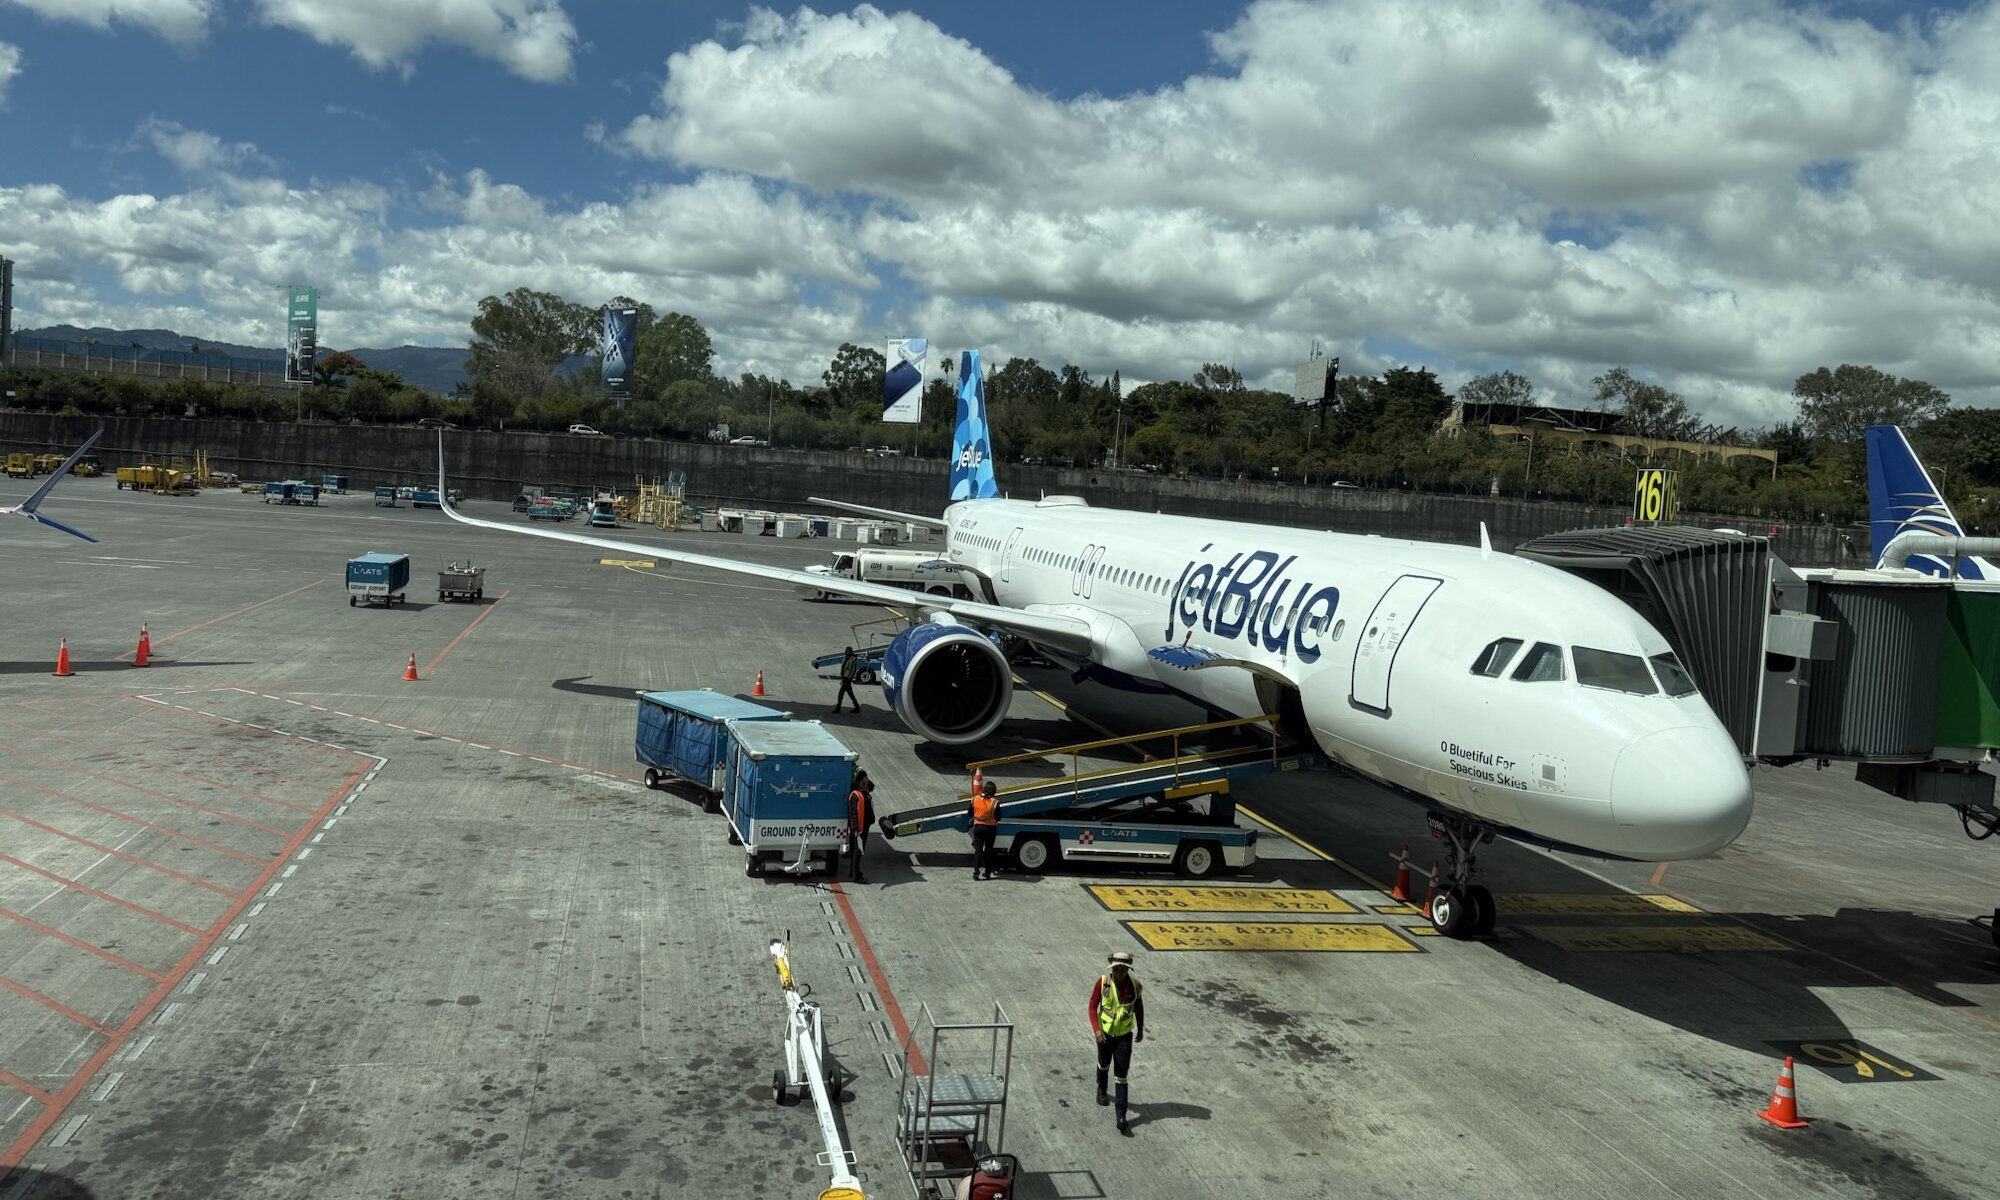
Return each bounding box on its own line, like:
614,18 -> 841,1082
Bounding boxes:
879,615 -> 1013,745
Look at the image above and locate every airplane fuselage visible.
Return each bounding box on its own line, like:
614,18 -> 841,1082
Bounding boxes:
945,496 -> 1752,862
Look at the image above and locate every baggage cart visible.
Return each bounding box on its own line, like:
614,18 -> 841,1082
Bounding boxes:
346,552 -> 411,607
374,485 -> 400,507
437,560 -> 486,602
635,690 -> 788,801
264,481 -> 294,504
722,719 -> 857,876
322,474 -> 349,494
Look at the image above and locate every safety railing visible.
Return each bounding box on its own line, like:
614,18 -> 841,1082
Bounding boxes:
961,714 -> 1286,804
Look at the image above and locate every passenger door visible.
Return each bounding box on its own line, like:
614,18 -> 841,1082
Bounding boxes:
1349,575 -> 1443,716
1001,527 -> 1024,584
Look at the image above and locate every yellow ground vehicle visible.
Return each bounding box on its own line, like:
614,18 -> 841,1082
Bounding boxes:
4,452 -> 34,478
69,456 -> 102,476
33,454 -> 67,474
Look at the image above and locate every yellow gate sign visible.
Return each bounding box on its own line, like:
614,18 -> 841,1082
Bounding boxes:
1632,469 -> 1679,524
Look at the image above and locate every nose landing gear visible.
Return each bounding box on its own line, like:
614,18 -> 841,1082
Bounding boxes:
1426,814 -> 1498,938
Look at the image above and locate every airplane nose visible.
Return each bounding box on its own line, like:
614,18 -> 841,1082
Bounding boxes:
1610,727 -> 1753,859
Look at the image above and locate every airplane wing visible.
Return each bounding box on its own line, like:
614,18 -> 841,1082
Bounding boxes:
805,496 -> 949,529
5,429 -> 103,543
436,443 -> 1090,655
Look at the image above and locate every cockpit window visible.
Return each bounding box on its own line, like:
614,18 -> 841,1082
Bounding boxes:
1573,647 -> 1659,695
1470,638 -> 1524,677
1511,642 -> 1567,683
1651,652 -> 1698,697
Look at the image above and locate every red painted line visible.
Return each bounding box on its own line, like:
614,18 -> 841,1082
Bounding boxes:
828,881 -> 925,1076
1,756 -> 369,1167
1649,861 -> 1671,888
127,580 -> 323,654
0,854 -> 204,936
0,741 -> 294,838
0,1066 -> 51,1106
0,908 -> 168,982
0,810 -> 237,896
0,974 -> 116,1037
422,590 -> 510,676
0,770 -> 265,864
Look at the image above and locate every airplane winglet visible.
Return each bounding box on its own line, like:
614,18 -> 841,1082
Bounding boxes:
1479,522 -> 1492,559
9,428 -> 103,543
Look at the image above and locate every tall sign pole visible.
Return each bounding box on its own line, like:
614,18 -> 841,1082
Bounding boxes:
0,257 -> 14,365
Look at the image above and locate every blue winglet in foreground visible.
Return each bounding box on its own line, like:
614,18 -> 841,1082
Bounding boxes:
3,429 -> 103,543
1865,423 -> 1994,579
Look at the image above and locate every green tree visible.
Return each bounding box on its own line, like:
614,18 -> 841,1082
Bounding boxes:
1457,370 -> 1534,409
466,288 -> 595,405
1593,366 -> 1700,441
1793,364 -> 1951,447
821,342 -> 885,412
633,312 -> 716,395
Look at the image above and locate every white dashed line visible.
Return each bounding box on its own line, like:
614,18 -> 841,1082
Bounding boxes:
227,923 -> 249,940
281,865 -> 298,878
90,1073 -> 122,1102
207,947 -> 229,965
181,972 -> 205,995
265,882 -> 283,897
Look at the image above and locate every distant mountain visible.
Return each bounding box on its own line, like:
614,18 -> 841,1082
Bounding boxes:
18,325 -> 471,396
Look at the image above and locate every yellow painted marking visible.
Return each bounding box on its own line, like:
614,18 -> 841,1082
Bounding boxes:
1234,804 -> 1389,894
1405,925 -> 1440,936
1090,885 -> 1359,914
1501,893 -> 1701,916
598,558 -> 657,568
1372,903 -> 1422,916
1126,922 -> 1419,952
1527,925 -> 1787,953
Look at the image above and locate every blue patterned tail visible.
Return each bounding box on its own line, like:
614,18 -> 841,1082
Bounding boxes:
1866,423 -> 1990,578
949,350 -> 1000,501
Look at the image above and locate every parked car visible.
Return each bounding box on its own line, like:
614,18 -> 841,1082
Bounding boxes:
1331,480 -> 1361,489
867,446 -> 900,457
729,435 -> 768,446
417,417 -> 455,429
568,424 -> 604,436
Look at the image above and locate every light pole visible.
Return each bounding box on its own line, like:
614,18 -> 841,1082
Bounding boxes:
765,378 -> 773,446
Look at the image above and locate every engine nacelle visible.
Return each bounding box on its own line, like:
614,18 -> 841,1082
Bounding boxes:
880,615 -> 1013,745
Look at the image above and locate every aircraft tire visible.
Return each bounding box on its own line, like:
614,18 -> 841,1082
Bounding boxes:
1466,885 -> 1496,936
1013,835 -> 1058,875
1174,840 -> 1220,879
1429,888 -> 1470,938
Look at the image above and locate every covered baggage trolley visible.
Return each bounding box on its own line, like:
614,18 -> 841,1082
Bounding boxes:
322,474 -> 349,494
437,560 -> 486,602
346,552 -> 411,607
635,690 -> 787,801
374,485 -> 400,507
722,719 -> 857,877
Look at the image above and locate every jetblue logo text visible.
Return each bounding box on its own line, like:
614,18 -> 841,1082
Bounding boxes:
1165,547 -> 1341,664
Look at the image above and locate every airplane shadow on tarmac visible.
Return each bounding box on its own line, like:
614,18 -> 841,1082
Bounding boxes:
0,1170 -> 95,1199
0,658 -> 250,674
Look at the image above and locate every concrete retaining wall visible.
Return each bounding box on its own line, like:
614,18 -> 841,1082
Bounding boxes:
0,412 -> 1859,565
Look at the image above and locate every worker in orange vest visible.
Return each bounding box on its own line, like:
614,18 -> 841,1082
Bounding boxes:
968,778 -> 1000,880
846,771 -> 874,883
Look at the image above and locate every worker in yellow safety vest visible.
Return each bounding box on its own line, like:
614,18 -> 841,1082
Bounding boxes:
968,779 -> 1000,880
1089,950 -> 1145,1136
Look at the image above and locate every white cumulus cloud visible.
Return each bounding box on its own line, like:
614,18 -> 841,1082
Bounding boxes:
0,42 -> 20,102
251,0 -> 577,82
137,117 -> 274,176
0,0 -> 212,46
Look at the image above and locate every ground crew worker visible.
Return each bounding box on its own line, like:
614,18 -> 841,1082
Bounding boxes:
832,647 -> 862,713
1090,951 -> 1145,1136
846,771 -> 874,883
968,779 -> 1000,880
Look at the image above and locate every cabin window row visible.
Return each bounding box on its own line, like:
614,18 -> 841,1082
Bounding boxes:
1469,639 -> 1698,697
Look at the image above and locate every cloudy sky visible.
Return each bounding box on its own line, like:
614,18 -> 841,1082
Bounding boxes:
1,0 -> 1996,427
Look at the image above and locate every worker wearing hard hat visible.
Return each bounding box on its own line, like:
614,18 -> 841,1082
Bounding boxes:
1090,951 -> 1146,1136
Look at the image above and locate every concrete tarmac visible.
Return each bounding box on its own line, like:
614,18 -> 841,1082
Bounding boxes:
0,475 -> 1996,1200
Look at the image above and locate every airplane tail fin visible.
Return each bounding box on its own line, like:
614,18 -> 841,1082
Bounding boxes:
948,349 -> 1000,502
13,429 -> 102,544
1866,423 -> 1988,578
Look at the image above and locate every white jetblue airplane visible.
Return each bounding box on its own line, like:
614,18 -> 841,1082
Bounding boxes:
440,356 -> 1751,935
1,429 -> 103,543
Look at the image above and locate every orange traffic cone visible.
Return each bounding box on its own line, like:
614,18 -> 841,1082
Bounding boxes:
1756,1057 -> 1809,1129
1421,862 -> 1440,912
134,622 -> 151,668
403,654 -> 419,682
752,669 -> 765,697
972,767 -> 984,797
54,638 -> 74,677
1389,846 -> 1413,903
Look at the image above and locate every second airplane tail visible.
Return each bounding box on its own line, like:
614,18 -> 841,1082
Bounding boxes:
1865,423 -> 1992,579
949,349 -> 1001,502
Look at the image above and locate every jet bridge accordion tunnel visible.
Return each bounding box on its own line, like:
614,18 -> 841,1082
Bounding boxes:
1513,527 -> 1997,816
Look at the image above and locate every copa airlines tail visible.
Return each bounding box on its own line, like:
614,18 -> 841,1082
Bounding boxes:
1866,424 -> 1996,579
439,354 -> 1753,912
2,429 -> 102,543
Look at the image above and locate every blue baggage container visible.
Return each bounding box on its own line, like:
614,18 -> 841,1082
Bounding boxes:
723,719 -> 857,876
322,474 -> 349,493
374,485 -> 400,507
263,481 -> 294,504
635,690 -> 787,795
346,551 -> 411,607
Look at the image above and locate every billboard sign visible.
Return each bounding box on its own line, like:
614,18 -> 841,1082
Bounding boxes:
285,287 -> 318,383
883,337 -> 926,424
1293,355 -> 1338,407
602,307 -> 637,392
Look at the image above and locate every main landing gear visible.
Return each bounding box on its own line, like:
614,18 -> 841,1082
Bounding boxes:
1426,814 -> 1498,939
